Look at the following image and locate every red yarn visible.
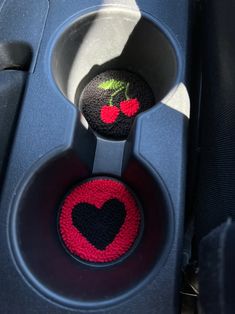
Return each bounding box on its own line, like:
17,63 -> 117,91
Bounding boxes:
100,105 -> 120,124
120,98 -> 140,117
59,178 -> 141,263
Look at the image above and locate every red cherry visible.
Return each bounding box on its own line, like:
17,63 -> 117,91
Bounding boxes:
100,105 -> 120,124
120,98 -> 140,117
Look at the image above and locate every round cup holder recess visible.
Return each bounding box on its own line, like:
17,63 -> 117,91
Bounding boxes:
50,7 -> 179,133
9,152 -> 174,309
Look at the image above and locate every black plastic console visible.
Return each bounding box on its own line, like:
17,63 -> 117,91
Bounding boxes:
0,0 -> 191,313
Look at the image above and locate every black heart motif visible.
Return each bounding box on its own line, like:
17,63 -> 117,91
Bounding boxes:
72,199 -> 126,250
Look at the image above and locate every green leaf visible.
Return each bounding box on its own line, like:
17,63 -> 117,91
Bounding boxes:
98,79 -> 125,90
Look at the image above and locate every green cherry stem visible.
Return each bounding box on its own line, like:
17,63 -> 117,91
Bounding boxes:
125,82 -> 130,100
109,86 -> 125,106
108,82 -> 130,106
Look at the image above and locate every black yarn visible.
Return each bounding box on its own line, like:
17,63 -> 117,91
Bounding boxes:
72,198 -> 126,250
78,70 -> 155,140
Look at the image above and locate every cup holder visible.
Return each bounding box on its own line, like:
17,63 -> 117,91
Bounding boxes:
8,6 -> 177,310
51,7 -> 178,118
9,151 -> 174,309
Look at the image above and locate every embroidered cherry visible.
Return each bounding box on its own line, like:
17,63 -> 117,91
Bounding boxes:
101,105 -> 120,124
98,79 -> 140,124
120,98 -> 140,117
99,79 -> 125,124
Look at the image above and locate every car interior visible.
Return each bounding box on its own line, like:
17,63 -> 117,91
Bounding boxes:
1,0 -> 235,313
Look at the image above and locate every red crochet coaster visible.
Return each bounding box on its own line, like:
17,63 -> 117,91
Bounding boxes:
59,177 -> 141,264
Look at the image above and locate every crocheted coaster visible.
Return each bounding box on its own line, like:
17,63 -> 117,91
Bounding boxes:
59,177 -> 141,264
79,70 -> 155,140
